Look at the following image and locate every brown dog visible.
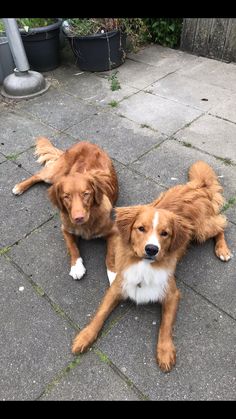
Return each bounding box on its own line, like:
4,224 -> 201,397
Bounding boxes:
72,161 -> 231,371
13,137 -> 118,279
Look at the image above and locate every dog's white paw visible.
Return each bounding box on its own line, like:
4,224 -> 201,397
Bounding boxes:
70,258 -> 86,280
12,185 -> 23,195
107,270 -> 117,285
219,254 -> 232,262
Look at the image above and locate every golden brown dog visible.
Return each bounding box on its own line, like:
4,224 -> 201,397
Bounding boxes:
13,137 -> 118,279
72,161 -> 231,371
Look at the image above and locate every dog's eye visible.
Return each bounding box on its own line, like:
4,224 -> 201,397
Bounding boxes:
161,231 -> 168,237
83,192 -> 90,198
63,194 -> 70,200
138,226 -> 145,232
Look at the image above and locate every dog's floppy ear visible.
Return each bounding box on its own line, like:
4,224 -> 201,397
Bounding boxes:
115,206 -> 141,243
169,214 -> 192,253
88,171 -> 113,205
48,181 -> 64,211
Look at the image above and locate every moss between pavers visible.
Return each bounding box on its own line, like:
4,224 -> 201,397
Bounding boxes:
216,156 -> 234,166
221,196 -> 236,212
38,356 -> 82,399
6,152 -> 22,161
0,246 -> 11,256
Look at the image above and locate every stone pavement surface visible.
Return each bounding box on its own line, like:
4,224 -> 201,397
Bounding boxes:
0,44 -> 236,401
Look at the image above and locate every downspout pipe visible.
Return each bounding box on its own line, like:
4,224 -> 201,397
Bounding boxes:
1,18 -> 50,99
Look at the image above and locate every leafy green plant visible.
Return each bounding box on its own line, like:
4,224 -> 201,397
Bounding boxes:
63,18 -> 150,52
143,18 -> 183,48
17,18 -> 57,31
108,100 -> 118,107
0,19 -> 5,35
108,72 -> 121,91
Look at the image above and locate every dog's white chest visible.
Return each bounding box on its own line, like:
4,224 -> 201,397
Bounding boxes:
122,260 -> 170,304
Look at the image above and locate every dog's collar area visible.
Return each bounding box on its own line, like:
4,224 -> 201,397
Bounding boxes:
110,208 -> 116,221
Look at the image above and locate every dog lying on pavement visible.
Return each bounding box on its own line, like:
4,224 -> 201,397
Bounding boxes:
72,160 -> 231,372
13,137 -> 119,280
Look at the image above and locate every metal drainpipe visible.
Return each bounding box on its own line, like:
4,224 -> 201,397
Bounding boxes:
3,18 -> 30,72
1,18 -> 50,99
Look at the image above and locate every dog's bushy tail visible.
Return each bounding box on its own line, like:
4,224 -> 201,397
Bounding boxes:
188,160 -> 224,211
34,137 -> 63,167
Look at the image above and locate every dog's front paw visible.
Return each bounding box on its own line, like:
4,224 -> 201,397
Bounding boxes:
215,245 -> 232,262
157,343 -> 176,372
69,257 -> 86,280
12,184 -> 23,195
72,327 -> 97,354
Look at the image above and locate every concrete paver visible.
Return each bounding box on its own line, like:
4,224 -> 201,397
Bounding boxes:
148,72 -> 231,111
130,139 -> 236,203
114,91 -> 202,135
176,222 -> 236,318
65,111 -> 165,164
0,256 -> 74,401
175,114 -> 236,163
0,160 -> 54,247
41,351 -> 139,400
0,110 -> 57,156
18,88 -> 97,131
97,284 -> 236,400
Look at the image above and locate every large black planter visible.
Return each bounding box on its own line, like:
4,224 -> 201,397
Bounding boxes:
20,20 -> 61,72
0,36 -> 15,84
68,30 -> 126,72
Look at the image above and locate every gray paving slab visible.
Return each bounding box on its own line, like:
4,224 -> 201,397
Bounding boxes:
65,111 -> 165,164
175,114 -> 236,163
114,91 -> 202,135
0,152 -> 6,163
210,93 -> 236,124
177,58 -> 236,92
42,351 -> 139,400
0,256 -> 74,401
0,110 -> 57,156
98,58 -> 176,90
176,222 -> 236,318
128,44 -> 203,69
148,72 -> 231,111
117,166 -> 165,206
97,283 -> 236,400
48,68 -> 139,107
13,148 -> 43,175
130,139 -> 236,207
224,205 -> 236,226
17,87 -> 97,131
8,217 -> 130,330
0,161 -> 54,248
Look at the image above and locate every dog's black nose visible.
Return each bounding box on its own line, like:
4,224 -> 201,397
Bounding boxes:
145,244 -> 159,257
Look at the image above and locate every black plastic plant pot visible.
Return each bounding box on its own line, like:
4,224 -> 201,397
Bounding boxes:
20,20 -> 61,72
68,30 -> 126,72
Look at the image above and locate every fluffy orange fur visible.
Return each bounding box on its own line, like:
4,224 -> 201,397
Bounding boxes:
13,137 -> 119,278
72,161 -> 231,371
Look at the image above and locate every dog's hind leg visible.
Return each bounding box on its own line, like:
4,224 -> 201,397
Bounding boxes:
195,214 -> 232,262
12,166 -> 53,196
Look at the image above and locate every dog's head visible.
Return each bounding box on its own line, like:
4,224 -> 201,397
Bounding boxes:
48,171 -> 108,225
115,205 -> 191,261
